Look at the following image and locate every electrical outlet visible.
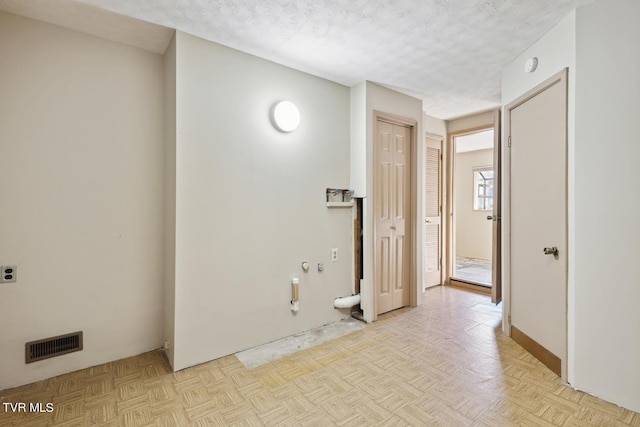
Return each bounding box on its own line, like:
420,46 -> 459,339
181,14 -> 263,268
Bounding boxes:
331,248 -> 338,262
1,265 -> 17,283
164,340 -> 170,350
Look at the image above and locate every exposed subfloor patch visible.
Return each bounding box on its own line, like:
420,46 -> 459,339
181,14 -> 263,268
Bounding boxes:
235,317 -> 365,369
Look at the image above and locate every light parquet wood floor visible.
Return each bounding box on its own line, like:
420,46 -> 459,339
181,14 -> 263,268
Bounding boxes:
1,286 -> 638,426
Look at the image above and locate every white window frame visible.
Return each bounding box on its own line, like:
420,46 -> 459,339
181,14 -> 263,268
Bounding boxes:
473,166 -> 494,211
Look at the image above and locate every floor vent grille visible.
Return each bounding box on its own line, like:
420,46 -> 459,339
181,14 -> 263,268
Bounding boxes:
25,331 -> 83,363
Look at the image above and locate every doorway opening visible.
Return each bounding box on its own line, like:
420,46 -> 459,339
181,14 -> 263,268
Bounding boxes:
451,129 -> 494,288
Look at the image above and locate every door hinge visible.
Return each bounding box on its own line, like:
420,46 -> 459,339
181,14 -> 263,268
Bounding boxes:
508,136 -> 512,147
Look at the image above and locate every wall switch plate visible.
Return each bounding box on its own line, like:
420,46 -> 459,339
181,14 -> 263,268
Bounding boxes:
1,265 -> 17,283
317,263 -> 324,272
331,248 -> 338,262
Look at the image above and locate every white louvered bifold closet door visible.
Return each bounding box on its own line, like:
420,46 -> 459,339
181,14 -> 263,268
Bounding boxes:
424,136 -> 443,289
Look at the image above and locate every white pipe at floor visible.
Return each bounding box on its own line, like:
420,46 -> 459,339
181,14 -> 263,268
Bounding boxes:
333,294 -> 361,309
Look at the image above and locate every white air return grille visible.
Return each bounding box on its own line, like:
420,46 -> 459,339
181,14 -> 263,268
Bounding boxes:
25,331 -> 83,363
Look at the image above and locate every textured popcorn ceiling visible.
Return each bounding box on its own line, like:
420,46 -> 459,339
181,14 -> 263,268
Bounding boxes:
2,0 -> 593,119
0,0 -> 173,53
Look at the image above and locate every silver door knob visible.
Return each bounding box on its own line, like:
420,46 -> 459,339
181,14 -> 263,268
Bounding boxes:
543,247 -> 558,256
486,215 -> 494,221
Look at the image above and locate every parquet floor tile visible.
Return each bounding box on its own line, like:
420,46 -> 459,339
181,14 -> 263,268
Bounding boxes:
1,286 -> 638,426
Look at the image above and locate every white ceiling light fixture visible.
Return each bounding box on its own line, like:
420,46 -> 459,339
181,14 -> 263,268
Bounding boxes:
271,101 -> 300,132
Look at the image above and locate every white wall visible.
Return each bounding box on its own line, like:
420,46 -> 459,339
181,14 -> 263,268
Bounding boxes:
350,82 -> 367,197
573,0 -> 640,412
503,1 -> 640,412
163,33 -> 177,368
454,149 -> 493,260
172,32 -> 352,371
424,113 -> 447,138
0,13 -> 165,389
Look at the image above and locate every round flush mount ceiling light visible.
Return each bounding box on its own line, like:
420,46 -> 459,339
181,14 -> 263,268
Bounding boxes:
271,101 -> 300,132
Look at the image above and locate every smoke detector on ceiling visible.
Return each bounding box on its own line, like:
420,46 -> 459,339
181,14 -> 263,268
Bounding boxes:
524,57 -> 538,73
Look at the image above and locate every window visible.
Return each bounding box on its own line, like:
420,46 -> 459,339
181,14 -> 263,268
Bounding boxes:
473,167 -> 494,210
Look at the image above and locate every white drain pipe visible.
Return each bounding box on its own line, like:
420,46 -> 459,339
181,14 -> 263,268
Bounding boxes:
333,294 -> 361,309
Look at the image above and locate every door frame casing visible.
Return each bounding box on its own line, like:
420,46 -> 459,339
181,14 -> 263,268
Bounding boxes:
445,122 -> 496,292
370,111 -> 418,321
503,69 -> 568,380
491,110 -> 502,304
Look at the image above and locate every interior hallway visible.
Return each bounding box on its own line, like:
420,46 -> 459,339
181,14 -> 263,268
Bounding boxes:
1,286 -> 638,426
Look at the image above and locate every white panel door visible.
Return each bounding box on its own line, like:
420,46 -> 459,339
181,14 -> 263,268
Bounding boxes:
376,120 -> 410,315
509,70 -> 567,376
424,136 -> 442,289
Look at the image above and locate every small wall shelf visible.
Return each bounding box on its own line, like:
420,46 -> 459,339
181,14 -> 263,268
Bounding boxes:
326,201 -> 354,208
326,188 -> 355,208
